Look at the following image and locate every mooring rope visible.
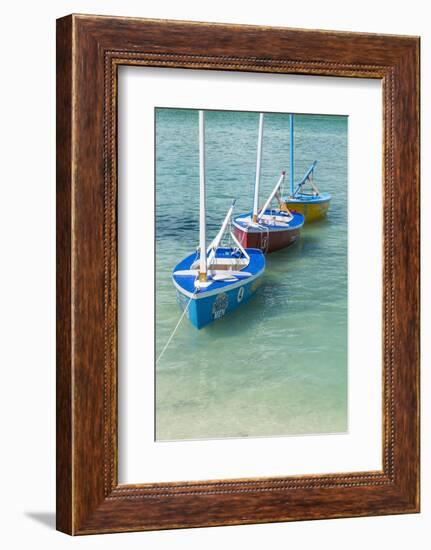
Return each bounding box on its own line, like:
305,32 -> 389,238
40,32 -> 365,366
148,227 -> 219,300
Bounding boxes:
260,224 -> 270,255
253,218 -> 269,255
156,288 -> 198,366
156,247 -> 200,366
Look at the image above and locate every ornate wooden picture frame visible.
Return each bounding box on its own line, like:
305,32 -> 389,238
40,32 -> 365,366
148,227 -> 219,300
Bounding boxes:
56,14 -> 420,535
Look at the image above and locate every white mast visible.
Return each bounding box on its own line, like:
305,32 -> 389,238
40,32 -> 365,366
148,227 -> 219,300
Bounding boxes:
289,114 -> 294,196
198,110 -> 207,282
252,113 -> 264,223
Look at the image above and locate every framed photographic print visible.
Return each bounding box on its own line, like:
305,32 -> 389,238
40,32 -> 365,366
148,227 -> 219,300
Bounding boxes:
56,14 -> 420,534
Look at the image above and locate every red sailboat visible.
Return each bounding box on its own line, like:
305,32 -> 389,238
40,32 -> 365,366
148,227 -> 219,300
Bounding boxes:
233,113 -> 304,254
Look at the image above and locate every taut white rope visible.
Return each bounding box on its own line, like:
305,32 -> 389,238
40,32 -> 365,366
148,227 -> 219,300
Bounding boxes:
156,288 -> 198,366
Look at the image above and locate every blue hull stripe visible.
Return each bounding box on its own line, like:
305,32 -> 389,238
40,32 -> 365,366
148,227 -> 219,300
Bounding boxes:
176,276 -> 262,329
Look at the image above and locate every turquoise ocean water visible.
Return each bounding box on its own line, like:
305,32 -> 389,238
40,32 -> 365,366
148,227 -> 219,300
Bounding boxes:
155,108 -> 348,441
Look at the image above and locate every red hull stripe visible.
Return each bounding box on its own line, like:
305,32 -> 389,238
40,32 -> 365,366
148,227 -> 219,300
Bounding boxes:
233,226 -> 301,253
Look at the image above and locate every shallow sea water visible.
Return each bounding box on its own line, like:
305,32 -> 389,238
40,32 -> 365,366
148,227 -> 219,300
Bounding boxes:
155,108 -> 348,441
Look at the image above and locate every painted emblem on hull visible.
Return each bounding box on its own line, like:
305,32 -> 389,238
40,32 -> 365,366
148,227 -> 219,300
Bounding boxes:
237,286 -> 244,303
212,292 -> 229,320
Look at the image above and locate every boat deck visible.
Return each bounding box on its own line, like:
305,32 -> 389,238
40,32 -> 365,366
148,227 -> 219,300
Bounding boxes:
282,191 -> 331,204
233,209 -> 304,233
173,247 -> 265,298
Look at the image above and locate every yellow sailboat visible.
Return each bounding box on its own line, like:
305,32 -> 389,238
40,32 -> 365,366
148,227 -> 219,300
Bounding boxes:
280,114 -> 331,222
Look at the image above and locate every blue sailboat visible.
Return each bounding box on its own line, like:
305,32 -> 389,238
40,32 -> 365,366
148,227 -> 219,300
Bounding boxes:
172,110 -> 266,329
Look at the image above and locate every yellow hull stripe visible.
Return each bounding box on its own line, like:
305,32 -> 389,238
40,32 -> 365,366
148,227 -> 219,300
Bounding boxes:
281,200 -> 330,222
